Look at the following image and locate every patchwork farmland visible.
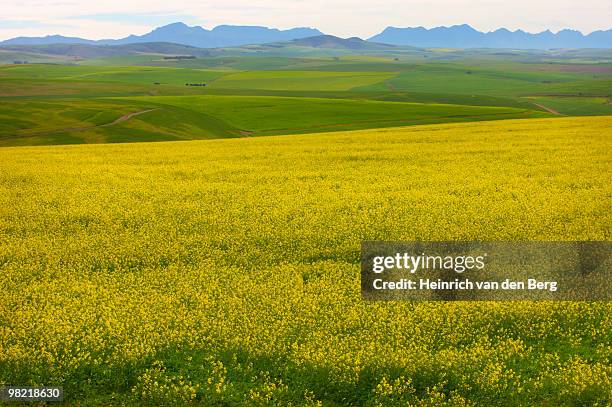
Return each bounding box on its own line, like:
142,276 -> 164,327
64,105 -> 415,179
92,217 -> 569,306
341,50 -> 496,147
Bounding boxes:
1,44 -> 611,405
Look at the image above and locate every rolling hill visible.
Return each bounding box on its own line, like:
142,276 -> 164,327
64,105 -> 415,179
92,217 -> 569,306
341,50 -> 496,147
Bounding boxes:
0,42 -> 211,59
289,35 -> 395,50
0,36 -> 397,61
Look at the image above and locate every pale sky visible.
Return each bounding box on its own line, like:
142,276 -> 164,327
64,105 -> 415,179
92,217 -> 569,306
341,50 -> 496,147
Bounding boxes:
1,0 -> 610,41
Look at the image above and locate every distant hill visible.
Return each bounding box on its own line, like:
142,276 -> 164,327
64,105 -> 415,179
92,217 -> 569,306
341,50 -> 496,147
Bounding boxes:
1,35 -> 97,46
0,36 -> 399,62
369,24 -> 612,49
0,38 -> 381,62
290,35 -> 394,50
0,42 -> 211,59
0,22 -> 324,48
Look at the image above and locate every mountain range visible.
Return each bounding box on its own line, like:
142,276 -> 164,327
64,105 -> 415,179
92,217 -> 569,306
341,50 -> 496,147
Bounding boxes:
369,24 -> 612,48
1,23 -> 323,48
1,22 -> 611,49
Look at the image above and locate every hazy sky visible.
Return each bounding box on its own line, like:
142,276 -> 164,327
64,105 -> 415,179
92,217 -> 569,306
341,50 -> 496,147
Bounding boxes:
1,0 -> 610,40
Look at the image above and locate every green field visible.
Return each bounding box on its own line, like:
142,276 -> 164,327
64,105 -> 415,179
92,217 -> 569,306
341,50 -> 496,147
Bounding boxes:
1,117 -> 610,405
1,53 -> 610,146
206,70 -> 396,90
525,96 -> 612,115
0,95 -> 550,146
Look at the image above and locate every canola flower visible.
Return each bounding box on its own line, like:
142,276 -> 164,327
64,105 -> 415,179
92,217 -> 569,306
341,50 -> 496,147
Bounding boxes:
0,116 -> 610,405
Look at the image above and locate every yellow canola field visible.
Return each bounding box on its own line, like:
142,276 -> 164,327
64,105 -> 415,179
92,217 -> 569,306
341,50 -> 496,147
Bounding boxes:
0,117 -> 611,405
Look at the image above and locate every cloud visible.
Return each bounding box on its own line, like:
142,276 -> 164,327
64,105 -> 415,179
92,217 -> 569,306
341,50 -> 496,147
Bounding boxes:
0,18 -> 75,39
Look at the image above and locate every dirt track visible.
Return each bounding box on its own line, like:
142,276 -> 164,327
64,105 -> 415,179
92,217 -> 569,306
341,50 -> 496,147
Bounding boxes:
100,108 -> 159,127
531,102 -> 562,116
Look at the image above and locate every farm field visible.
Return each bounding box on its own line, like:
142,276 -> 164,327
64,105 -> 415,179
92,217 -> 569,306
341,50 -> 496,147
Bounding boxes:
1,116 -> 611,405
0,95 -> 548,146
1,54 -> 611,146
